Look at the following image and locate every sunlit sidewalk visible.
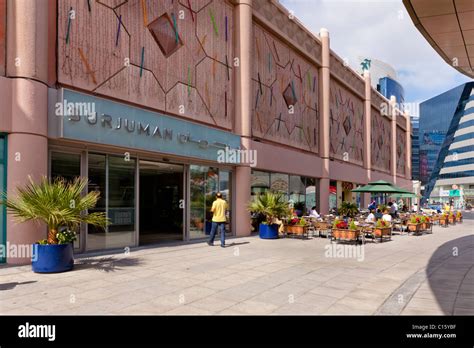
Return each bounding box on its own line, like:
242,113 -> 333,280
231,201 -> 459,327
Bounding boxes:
1,221 -> 473,315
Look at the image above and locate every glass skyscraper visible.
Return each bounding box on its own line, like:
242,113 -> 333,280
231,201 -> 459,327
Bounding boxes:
411,116 -> 420,181
378,76 -> 405,107
418,82 -> 474,207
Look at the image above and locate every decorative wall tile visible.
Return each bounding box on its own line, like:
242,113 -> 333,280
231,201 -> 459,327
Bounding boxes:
396,126 -> 406,175
329,79 -> 364,165
252,23 -> 319,153
58,0 -> 233,129
371,108 -> 391,173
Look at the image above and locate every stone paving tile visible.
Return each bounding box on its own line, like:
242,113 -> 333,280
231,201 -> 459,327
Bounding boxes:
308,286 -> 353,299
0,221 -> 472,315
165,305 -> 213,315
191,297 -> 235,312
226,300 -> 278,315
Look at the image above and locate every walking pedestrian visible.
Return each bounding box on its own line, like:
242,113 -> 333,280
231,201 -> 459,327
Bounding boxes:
207,192 -> 228,248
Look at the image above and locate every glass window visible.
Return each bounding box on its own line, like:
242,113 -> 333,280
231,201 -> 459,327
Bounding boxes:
251,170 -> 270,196
289,175 -> 305,215
219,171 -> 232,233
51,152 -> 81,250
329,180 -> 337,210
51,152 -> 81,182
189,166 -> 229,240
87,154 -> 136,251
270,173 -> 289,196
87,154 -> 107,250
305,177 -> 317,213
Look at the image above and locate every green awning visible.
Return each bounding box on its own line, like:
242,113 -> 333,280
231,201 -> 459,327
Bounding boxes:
352,180 -> 414,194
389,192 -> 419,198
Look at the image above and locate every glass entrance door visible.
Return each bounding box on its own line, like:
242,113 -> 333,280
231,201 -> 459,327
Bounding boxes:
139,161 -> 184,245
189,166 -> 232,240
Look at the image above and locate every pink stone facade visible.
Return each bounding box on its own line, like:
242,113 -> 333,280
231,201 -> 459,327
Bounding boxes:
329,79 -> 364,166
58,0 -> 234,129
371,107 -> 392,173
0,0 -> 413,263
251,23 -> 319,153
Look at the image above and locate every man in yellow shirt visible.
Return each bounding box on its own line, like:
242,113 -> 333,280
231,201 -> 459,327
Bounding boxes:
207,192 -> 228,248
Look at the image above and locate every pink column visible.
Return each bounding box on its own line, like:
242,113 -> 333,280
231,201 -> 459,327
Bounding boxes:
390,96 -> 397,185
318,28 -> 330,215
5,0 -> 51,264
233,0 -> 252,237
362,71 -> 372,207
405,111 -> 412,180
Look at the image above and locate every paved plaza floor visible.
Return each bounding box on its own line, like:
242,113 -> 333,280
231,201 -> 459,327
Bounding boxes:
1,221 -> 473,315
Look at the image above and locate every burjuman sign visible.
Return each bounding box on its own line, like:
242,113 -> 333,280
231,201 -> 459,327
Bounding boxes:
49,89 -> 241,162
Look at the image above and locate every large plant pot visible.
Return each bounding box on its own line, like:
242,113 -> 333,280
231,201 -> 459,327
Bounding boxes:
407,223 -> 421,232
332,228 -> 360,241
421,222 -> 431,231
285,225 -> 307,236
32,243 -> 74,273
374,227 -> 391,237
259,223 -> 279,239
439,217 -> 449,226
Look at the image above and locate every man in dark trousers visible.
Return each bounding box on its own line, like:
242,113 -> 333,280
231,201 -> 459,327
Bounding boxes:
207,192 -> 228,248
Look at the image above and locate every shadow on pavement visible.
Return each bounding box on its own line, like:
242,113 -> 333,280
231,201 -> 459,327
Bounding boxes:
426,234 -> 474,314
74,256 -> 143,272
0,281 -> 36,291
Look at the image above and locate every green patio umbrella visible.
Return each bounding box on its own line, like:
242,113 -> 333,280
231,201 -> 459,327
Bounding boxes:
389,192 -> 419,199
351,180 -> 415,204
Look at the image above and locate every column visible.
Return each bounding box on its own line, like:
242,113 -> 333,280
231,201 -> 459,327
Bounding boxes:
233,0 -> 252,237
318,28 -> 330,215
362,70 -> 372,207
405,111 -> 412,180
390,96 -> 397,185
5,0 -> 52,264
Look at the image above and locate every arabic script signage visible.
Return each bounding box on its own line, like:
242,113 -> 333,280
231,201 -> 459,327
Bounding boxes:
55,89 -> 241,162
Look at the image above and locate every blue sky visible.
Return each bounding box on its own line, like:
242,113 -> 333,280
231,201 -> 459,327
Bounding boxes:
280,0 -> 473,114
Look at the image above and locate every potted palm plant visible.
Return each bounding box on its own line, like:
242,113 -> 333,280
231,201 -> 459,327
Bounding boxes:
338,201 -> 359,218
248,191 -> 290,239
1,176 -> 109,273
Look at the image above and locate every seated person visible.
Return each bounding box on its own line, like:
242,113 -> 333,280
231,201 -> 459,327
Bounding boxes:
374,208 -> 383,220
309,206 -> 320,218
365,210 -> 376,223
382,209 -> 392,222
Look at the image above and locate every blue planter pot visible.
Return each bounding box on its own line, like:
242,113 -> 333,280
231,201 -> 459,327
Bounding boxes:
259,223 -> 279,239
32,243 -> 74,273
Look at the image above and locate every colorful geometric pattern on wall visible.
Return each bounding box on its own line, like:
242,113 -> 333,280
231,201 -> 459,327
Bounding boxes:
329,80 -> 364,165
58,0 -> 233,129
371,108 -> 391,173
396,126 -> 406,176
251,24 -> 319,153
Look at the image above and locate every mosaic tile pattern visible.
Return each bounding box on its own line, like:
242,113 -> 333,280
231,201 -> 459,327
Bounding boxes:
371,108 -> 391,173
397,126 -> 406,176
329,80 -> 364,165
58,0 -> 233,129
251,24 -> 319,153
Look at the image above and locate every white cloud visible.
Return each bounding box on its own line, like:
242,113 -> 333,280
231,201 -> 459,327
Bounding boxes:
280,0 -> 472,103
